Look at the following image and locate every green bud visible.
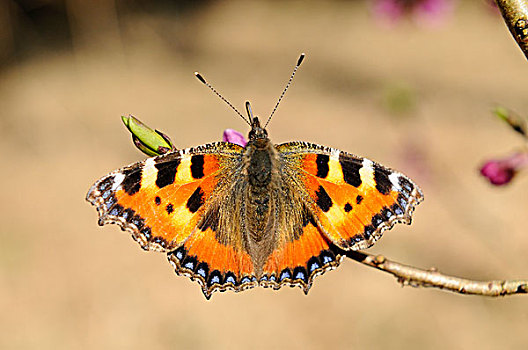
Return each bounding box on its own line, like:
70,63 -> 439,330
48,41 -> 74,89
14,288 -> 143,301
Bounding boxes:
492,106 -> 527,138
121,115 -> 175,156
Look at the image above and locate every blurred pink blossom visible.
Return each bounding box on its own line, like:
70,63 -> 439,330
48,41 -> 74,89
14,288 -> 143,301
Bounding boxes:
223,129 -> 247,147
373,0 -> 453,26
480,152 -> 528,186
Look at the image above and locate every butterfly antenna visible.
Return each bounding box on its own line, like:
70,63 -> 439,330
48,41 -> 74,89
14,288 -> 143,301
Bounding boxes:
194,72 -> 251,126
264,53 -> 305,128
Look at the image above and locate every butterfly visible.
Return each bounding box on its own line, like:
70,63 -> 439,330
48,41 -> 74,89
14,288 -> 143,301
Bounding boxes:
86,54 -> 424,299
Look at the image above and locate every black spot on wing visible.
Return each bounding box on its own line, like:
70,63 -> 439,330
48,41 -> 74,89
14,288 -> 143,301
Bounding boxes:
155,158 -> 180,189
141,226 -> 152,241
122,168 -> 142,195
307,256 -> 321,273
339,154 -> 362,187
315,186 -> 332,212
181,254 -> 198,272
363,225 -> 375,240
166,203 -> 174,214
315,154 -> 329,178
391,202 -> 404,215
344,203 -> 353,212
187,186 -> 205,213
224,272 -> 238,286
399,176 -> 414,195
319,249 -> 337,265
169,246 -> 187,262
374,165 -> 392,195
191,155 -> 205,179
350,234 -> 364,243
240,276 -> 256,285
151,236 -> 169,249
279,268 -> 292,282
154,196 -> 161,205
195,262 -> 209,280
207,270 -> 223,287
122,208 -> 136,222
131,214 -> 145,230
382,207 -> 393,220
108,204 -> 124,217
102,194 -> 117,213
239,276 -> 256,285
293,266 -> 308,283
259,275 -> 269,284
371,213 -> 384,228
98,176 -> 114,192
397,193 -> 408,209
356,195 -> 363,204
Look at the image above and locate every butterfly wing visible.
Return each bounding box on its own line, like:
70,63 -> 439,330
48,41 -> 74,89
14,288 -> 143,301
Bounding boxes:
277,141 -> 424,250
257,141 -> 423,293
86,142 -> 258,298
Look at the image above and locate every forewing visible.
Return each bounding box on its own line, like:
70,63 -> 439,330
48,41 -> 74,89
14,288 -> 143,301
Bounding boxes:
276,141 -> 424,251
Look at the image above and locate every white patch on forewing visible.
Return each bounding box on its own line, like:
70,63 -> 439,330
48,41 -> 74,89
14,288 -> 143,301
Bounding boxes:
330,148 -> 340,160
144,158 -> 155,171
359,159 -> 375,187
388,172 -> 402,191
138,158 -> 157,188
361,158 -> 373,169
111,173 -> 125,191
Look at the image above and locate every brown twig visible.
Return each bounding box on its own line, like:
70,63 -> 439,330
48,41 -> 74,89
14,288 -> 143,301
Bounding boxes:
346,251 -> 528,296
496,0 -> 528,60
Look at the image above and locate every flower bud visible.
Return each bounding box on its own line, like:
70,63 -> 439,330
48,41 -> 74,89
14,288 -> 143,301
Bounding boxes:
493,106 -> 527,138
480,152 -> 528,186
121,115 -> 175,156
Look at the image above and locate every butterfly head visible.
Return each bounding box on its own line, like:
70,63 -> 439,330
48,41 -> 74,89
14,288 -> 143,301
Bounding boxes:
245,102 -> 269,146
248,116 -> 268,142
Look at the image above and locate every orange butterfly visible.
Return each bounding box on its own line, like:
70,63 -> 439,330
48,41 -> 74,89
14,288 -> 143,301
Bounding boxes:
86,54 -> 423,299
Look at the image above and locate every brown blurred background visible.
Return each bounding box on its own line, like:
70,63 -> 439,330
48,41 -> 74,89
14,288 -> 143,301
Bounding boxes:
1,0 -> 527,348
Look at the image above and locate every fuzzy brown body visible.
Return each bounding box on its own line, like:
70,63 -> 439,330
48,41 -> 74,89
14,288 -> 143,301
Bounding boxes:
243,138 -> 278,273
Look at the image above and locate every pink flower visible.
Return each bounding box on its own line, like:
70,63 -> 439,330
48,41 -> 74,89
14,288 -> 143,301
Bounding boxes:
373,0 -> 453,26
223,129 -> 247,147
480,152 -> 528,186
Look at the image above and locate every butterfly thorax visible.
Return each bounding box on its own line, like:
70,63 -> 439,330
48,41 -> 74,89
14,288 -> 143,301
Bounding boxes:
246,117 -> 273,191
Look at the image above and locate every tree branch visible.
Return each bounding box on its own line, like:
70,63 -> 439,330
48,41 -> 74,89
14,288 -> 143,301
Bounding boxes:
496,0 -> 528,60
346,251 -> 528,296
342,0 -> 528,298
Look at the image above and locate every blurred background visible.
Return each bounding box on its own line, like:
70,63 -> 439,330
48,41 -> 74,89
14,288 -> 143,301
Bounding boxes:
1,0 -> 528,348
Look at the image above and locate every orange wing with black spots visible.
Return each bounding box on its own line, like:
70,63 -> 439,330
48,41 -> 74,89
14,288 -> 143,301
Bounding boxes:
167,226 -> 258,298
87,142 -> 234,251
277,141 -> 424,251
260,209 -> 344,293
87,142 -> 259,298
241,141 -> 423,294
